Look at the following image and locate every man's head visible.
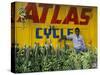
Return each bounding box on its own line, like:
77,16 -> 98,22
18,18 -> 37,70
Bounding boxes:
75,28 -> 80,36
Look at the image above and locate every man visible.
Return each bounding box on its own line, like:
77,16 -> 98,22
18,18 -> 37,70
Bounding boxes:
60,28 -> 86,53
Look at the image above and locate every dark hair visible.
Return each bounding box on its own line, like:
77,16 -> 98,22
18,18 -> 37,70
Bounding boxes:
75,27 -> 80,32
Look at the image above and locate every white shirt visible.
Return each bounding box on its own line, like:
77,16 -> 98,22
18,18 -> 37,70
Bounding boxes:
67,34 -> 86,50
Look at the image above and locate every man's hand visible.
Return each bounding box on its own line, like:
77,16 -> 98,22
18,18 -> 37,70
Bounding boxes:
58,36 -> 67,42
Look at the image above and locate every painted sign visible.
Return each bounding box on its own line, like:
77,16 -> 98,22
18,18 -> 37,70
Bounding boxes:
12,2 -> 97,49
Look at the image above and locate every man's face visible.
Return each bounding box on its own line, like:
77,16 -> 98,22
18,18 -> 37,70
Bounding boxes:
75,29 -> 80,36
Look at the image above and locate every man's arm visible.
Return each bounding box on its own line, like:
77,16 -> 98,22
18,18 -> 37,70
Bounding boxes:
59,34 -> 73,42
59,36 -> 66,42
80,36 -> 86,47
